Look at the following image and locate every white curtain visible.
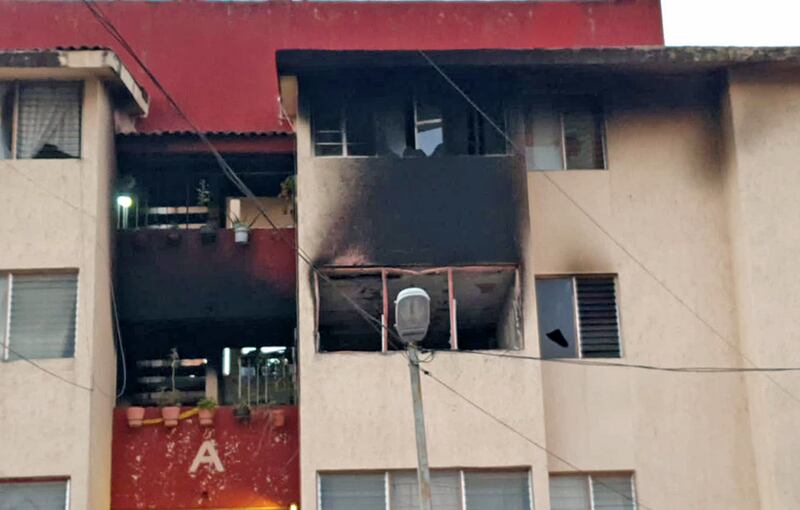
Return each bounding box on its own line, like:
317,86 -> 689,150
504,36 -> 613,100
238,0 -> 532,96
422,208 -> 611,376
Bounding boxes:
16,82 -> 81,159
0,82 -> 11,159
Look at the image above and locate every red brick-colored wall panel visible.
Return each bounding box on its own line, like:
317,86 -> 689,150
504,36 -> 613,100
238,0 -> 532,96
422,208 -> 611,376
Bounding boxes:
0,0 -> 663,134
111,406 -> 299,510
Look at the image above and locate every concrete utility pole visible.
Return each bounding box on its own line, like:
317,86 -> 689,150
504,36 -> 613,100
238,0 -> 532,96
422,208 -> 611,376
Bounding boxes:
408,344 -> 434,510
394,287 -> 434,510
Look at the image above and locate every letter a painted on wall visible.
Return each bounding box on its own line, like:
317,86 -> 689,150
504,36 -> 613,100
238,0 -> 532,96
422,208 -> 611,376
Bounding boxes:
189,440 -> 225,473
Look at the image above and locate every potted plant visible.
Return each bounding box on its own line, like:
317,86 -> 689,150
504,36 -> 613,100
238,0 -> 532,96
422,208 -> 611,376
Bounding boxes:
270,407 -> 286,428
278,175 -> 296,223
233,220 -> 250,244
126,406 -> 146,428
159,348 -> 182,428
197,397 -> 217,427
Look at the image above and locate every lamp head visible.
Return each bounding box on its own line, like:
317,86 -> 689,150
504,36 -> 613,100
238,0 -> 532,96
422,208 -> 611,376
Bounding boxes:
394,287 -> 430,345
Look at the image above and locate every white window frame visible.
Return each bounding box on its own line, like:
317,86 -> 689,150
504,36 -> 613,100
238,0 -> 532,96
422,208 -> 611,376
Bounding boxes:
0,271 -> 80,362
550,472 -> 637,510
1,80 -> 83,160
526,96 -> 607,171
0,477 -> 70,510
536,274 -> 621,359
319,468 -> 533,510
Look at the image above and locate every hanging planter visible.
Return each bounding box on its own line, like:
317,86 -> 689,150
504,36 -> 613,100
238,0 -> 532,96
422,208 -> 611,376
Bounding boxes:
126,406 -> 146,428
234,223 -> 250,244
270,408 -> 286,428
234,403 -> 251,423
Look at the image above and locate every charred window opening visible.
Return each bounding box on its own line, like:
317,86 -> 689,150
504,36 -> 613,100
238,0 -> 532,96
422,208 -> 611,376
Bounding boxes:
309,72 -> 507,159
316,267 -> 521,353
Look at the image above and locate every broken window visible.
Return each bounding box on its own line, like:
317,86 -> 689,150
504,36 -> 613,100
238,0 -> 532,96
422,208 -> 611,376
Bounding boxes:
320,469 -> 532,510
525,96 -> 605,171
0,272 -> 78,361
316,267 -> 520,353
0,81 -> 82,160
220,346 -> 295,406
550,473 -> 635,510
534,275 -> 620,359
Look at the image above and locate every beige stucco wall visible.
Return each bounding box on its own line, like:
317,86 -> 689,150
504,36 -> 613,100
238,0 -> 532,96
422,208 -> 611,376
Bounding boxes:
0,78 -> 116,509
722,66 -> 800,509
530,80 -> 761,508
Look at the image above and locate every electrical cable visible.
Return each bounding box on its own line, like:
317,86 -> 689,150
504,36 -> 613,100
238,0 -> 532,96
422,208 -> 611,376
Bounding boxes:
420,365 -> 655,510
111,279 -> 127,398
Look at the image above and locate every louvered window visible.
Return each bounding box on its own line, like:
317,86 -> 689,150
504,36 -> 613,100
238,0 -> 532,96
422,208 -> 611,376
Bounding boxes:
320,469 -> 531,510
550,474 -> 636,510
535,275 -> 620,359
0,479 -> 68,510
0,80 -> 82,160
1,272 -> 78,361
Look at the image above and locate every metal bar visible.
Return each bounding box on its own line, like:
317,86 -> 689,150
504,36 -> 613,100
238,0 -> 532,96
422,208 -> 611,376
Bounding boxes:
448,268 -> 458,350
408,345 -> 433,510
382,269 -> 389,352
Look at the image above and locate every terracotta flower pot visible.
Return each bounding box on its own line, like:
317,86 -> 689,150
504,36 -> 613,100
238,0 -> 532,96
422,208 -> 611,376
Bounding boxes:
198,408 -> 215,427
161,406 -> 181,427
126,406 -> 146,428
271,409 -> 286,428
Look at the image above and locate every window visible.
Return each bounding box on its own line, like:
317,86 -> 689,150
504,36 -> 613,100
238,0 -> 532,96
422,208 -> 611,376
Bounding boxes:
320,470 -> 531,510
0,479 -> 68,510
0,81 -> 82,160
534,275 -> 620,359
525,96 -> 604,171
313,97 -> 376,157
316,267 -> 521,353
550,474 -> 636,510
0,272 -> 78,361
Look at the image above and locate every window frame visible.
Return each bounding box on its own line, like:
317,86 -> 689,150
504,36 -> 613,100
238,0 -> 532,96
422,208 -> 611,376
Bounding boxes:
314,265 -> 521,354
525,95 -> 607,171
318,468 -> 533,510
0,270 -> 80,362
1,80 -> 84,160
535,274 -> 622,359
312,101 -> 377,159
549,472 -> 637,510
0,477 -> 70,510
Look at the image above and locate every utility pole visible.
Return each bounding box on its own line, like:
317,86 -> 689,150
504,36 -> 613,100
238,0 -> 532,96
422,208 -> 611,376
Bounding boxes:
408,344 -> 433,510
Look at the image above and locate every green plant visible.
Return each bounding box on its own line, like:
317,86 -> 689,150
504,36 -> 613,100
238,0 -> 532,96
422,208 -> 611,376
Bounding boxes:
196,179 -> 211,207
197,397 -> 217,410
279,175 -> 296,219
157,388 -> 182,407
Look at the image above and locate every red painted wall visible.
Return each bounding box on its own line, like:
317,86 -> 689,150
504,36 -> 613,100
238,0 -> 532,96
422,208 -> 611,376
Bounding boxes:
111,406 -> 299,509
0,0 -> 663,134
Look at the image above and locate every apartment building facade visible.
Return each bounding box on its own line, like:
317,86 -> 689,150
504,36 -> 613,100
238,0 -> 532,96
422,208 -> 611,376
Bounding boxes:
3,2 -> 800,510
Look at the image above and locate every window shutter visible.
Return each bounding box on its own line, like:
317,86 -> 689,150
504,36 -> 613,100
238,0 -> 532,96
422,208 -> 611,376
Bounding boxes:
591,475 -> 635,510
549,475 -> 590,510
576,277 -> 620,358
390,471 -> 461,510
320,473 -> 385,510
16,81 -> 82,159
8,273 -> 78,360
0,480 -> 67,510
464,471 -> 531,510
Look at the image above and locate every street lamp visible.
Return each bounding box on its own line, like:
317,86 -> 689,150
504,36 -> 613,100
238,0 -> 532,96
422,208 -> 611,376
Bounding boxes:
395,287 -> 433,510
116,194 -> 133,230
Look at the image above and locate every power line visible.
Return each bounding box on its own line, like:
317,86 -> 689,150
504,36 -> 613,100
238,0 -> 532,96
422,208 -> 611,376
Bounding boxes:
420,366 -> 655,510
417,49 -> 800,406
443,349 -> 800,374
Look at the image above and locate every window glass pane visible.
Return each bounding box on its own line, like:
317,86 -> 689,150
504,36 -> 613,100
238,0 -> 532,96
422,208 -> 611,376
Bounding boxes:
320,473 -> 385,510
0,82 -> 13,160
314,105 -> 343,157
535,278 -> 578,358
0,480 -> 68,510
390,471 -> 461,510
526,104 -> 563,171
563,106 -> 604,170
346,99 -> 376,156
414,98 -> 443,156
16,81 -> 82,159
592,475 -> 635,510
8,273 -> 77,360
464,471 -> 530,510
550,475 -> 590,510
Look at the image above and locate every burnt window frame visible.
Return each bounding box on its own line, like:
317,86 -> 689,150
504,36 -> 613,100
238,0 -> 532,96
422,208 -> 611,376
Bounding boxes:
524,94 -> 607,171
0,80 -> 84,160
534,274 -> 622,359
311,95 -> 377,158
315,266 -> 522,353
